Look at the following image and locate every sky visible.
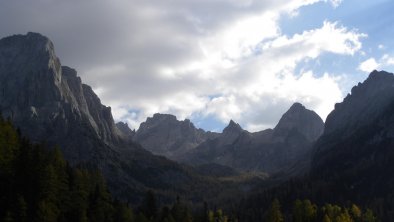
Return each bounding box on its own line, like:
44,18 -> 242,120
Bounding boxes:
1,0 -> 393,132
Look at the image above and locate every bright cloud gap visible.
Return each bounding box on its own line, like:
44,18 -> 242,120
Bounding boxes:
100,14 -> 364,132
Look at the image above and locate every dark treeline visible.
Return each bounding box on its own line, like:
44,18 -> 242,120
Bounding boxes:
251,198 -> 377,222
0,116 -> 379,222
0,116 -> 133,221
235,176 -> 382,222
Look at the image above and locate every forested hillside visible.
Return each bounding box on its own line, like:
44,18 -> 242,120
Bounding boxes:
0,115 -> 136,221
1,113 -> 378,222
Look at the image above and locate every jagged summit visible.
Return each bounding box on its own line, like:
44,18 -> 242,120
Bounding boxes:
274,102 -> 324,142
367,69 -> 393,80
1,32 -> 51,45
223,119 -> 243,135
138,113 -> 195,134
325,70 -> 394,135
116,121 -> 135,139
151,113 -> 178,121
289,102 -> 304,110
134,113 -> 219,159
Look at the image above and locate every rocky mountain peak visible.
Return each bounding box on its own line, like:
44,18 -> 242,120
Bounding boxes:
137,113 -> 179,133
223,120 -> 243,135
0,32 -> 63,108
288,102 -> 304,111
0,32 -> 123,161
152,113 -> 177,121
134,113 -> 219,159
116,121 -> 135,139
274,102 -> 324,142
325,70 -> 394,135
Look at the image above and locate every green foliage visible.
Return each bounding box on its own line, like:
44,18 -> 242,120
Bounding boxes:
293,199 -> 317,222
350,204 -> 362,221
363,209 -> 377,222
322,214 -> 332,222
266,199 -> 284,222
0,117 -> 133,222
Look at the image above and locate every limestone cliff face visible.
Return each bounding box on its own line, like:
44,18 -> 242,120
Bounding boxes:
0,32 -> 125,162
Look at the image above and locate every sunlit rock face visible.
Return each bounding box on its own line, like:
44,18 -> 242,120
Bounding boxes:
0,32 -> 126,163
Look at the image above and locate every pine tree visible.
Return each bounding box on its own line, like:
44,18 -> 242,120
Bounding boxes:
302,199 -> 317,222
293,199 -> 303,222
350,204 -> 362,221
266,199 -> 284,222
363,209 -> 377,222
322,214 -> 331,222
141,190 -> 157,220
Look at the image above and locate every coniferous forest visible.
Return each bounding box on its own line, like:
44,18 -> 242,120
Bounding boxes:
0,115 -> 379,222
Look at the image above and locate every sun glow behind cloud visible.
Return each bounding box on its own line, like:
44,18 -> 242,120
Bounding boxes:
83,0 -> 365,131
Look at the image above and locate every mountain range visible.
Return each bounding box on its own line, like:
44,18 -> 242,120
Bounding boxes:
1,32 -> 394,220
132,102 -> 323,174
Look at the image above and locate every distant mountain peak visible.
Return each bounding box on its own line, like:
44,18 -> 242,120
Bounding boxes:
134,113 -> 219,159
289,102 -> 304,110
116,121 -> 135,140
367,69 -> 393,80
152,113 -> 177,121
274,102 -> 324,142
223,119 -> 243,135
26,31 -> 49,40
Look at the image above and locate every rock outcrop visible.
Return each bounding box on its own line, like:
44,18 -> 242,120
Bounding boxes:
116,121 -> 135,140
134,113 -> 219,160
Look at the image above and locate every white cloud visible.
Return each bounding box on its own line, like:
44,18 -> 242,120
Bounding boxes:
358,58 -> 380,73
103,19 -> 361,131
0,0 -> 365,131
381,54 -> 394,66
327,0 -> 343,8
358,55 -> 394,74
82,2 -> 363,131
